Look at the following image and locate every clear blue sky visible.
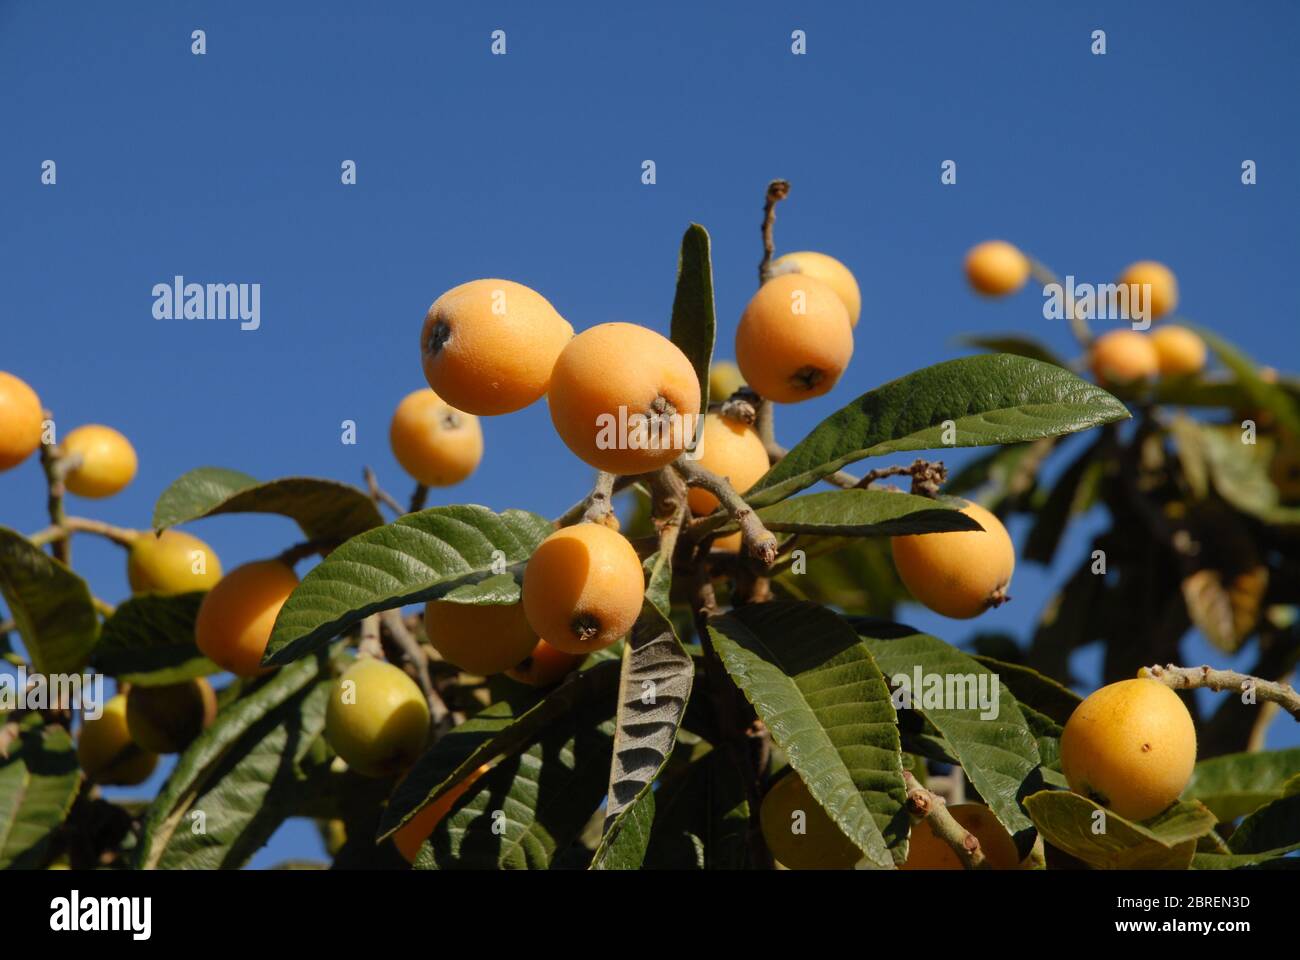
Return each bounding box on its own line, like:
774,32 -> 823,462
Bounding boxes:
2,1 -> 1297,866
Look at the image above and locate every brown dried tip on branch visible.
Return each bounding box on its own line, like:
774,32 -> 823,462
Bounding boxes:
674,458 -> 778,566
1139,664 -> 1300,720
902,769 -> 987,870
718,388 -> 760,425
854,459 -> 948,498
758,179 -> 791,285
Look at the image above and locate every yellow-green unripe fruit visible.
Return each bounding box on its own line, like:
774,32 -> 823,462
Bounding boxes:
522,522 -> 645,654
421,279 -> 574,416
900,803 -> 1022,869
1149,324 -> 1206,377
964,241 -> 1031,297
890,501 -> 1015,619
125,678 -> 217,754
0,371 -> 44,472
127,529 -> 223,595
687,413 -> 769,517
1117,260 -> 1178,321
770,251 -> 862,328
1060,678 -> 1197,822
61,424 -> 137,498
708,361 -> 747,402
547,322 -> 702,475
735,274 -> 853,404
389,388 -> 483,486
759,772 -> 862,870
423,600 -> 539,676
325,658 -> 430,778
78,694 -> 159,786
1089,329 -> 1159,386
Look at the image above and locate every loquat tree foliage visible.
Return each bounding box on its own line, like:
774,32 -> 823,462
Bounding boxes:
2,180 -> 1298,872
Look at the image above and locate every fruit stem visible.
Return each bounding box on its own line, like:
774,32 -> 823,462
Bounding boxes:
363,466 -> 405,517
1028,257 -> 1094,349
379,609 -> 449,731
673,459 -> 777,566
1139,663 -> 1300,720
37,412 -> 74,565
902,769 -> 989,869
28,516 -> 138,549
409,483 -> 429,514
554,473 -> 637,527
757,179 -> 790,285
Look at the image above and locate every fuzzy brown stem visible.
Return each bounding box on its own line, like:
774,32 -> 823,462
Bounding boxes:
902,769 -> 987,869
758,179 -> 790,285
674,459 -> 777,566
1139,663 -> 1300,720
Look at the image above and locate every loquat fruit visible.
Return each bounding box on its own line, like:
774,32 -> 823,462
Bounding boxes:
423,599 -> 540,676
127,529 -> 223,595
420,279 -> 574,416
194,560 -> 299,677
1117,260 -> 1179,322
389,388 -> 483,487
1149,324 -> 1207,377
125,678 -> 217,754
890,500 -> 1014,619
0,371 -> 44,472
1060,678 -> 1196,822
1089,329 -> 1159,387
964,241 -> 1031,297
548,322 -> 701,474
61,425 -> 137,498
78,694 -> 159,786
735,274 -> 853,404
505,638 -> 585,687
392,763 -> 492,863
770,251 -> 862,328
522,522 -> 645,654
759,772 -> 862,870
708,360 -> 747,402
325,658 -> 430,778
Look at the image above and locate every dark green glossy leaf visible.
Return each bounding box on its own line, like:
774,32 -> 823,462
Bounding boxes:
1024,791 -> 1216,869
0,527 -> 99,675
669,224 -> 716,415
0,720 -> 80,869
1184,749 -> 1300,822
92,592 -> 217,686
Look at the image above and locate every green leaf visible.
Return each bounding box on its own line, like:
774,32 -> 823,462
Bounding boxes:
152,467 -> 384,543
644,746 -> 751,869
418,697 -> 618,869
264,506 -> 554,666
970,655 -> 1082,727
709,601 -> 908,868
136,650 -> 330,868
1192,846 -> 1300,870
749,355 -> 1129,506
0,527 -> 99,675
770,536 -> 904,618
854,622 -> 1041,853
1196,423 -> 1300,526
91,592 -> 218,686
944,440 -> 1055,513
748,489 -> 984,537
1024,791 -> 1217,869
642,549 -> 673,622
591,608 -> 694,870
1191,324 -> 1300,436
669,224 -> 716,415
379,659 -> 620,841
1184,749 -> 1300,822
958,334 -> 1066,367
1228,792 -> 1300,855
0,720 -> 80,869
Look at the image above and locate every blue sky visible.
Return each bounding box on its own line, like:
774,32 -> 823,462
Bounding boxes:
2,2 -> 1297,866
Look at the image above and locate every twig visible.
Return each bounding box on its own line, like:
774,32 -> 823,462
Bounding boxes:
855,459 -> 948,498
408,483 -> 429,514
758,179 -> 790,285
648,468 -> 689,561
363,467 -> 405,517
357,614 -> 383,658
554,473 -> 637,527
1028,259 -> 1093,349
28,516 -> 138,549
902,769 -> 987,869
276,540 -> 329,567
37,414 -> 76,565
1139,663 -> 1300,720
581,471 -> 617,524
380,609 -> 450,731
673,459 -> 777,565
